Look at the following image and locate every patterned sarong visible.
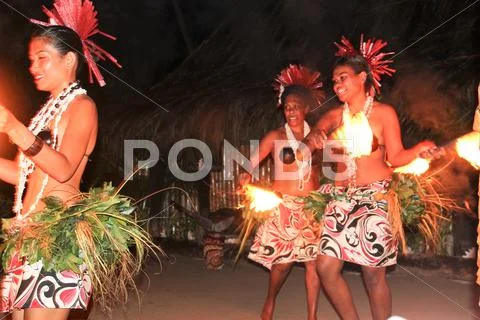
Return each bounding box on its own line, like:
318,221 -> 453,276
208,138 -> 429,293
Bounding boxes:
0,252 -> 91,311
318,180 -> 397,267
248,194 -> 321,270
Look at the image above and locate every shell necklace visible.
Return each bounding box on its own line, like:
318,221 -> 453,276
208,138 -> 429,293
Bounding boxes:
341,96 -> 374,187
14,81 -> 86,220
284,121 -> 311,191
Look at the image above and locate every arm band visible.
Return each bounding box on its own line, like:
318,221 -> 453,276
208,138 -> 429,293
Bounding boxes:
22,135 -> 44,157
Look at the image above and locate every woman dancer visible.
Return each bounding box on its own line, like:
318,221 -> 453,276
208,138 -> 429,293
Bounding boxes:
0,1 -> 120,319
242,65 -> 324,320
308,36 -> 435,320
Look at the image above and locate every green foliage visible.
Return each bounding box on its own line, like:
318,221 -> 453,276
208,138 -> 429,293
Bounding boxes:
0,183 -> 161,312
1,183 -> 138,272
390,174 -> 426,228
303,190 -> 331,222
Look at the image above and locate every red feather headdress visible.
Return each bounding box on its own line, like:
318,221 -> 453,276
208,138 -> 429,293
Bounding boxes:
30,0 -> 121,87
273,64 -> 324,108
334,34 -> 395,93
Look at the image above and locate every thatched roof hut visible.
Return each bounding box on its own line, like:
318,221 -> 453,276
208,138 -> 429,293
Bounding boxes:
99,0 -> 343,168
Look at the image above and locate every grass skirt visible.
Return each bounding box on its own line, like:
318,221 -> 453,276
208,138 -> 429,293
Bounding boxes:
0,183 -> 160,313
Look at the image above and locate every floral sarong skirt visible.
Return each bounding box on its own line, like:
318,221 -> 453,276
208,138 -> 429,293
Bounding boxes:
318,180 -> 397,267
0,252 -> 91,311
248,194 -> 321,270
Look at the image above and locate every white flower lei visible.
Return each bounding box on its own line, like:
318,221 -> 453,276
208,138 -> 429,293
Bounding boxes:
284,120 -> 311,191
14,82 -> 87,220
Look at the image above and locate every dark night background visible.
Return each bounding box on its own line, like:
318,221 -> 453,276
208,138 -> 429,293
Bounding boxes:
0,0 -> 479,250
0,0 -> 229,189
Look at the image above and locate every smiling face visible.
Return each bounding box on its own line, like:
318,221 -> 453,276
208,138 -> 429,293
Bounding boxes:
28,37 -> 75,96
283,93 -> 309,127
332,65 -> 367,103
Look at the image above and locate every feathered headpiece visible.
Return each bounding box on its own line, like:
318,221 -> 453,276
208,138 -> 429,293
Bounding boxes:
273,64 -> 324,108
30,0 -> 121,87
334,34 -> 395,93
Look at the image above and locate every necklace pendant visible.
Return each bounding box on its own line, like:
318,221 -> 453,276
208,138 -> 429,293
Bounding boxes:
285,121 -> 313,192
298,180 -> 304,191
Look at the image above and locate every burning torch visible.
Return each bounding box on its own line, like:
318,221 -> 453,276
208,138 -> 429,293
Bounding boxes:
418,131 -> 480,169
472,83 -> 480,292
395,130 -> 480,176
427,84 -> 480,169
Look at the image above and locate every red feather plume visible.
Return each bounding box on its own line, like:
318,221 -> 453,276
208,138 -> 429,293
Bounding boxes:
273,64 -> 324,107
30,0 -> 121,87
334,34 -> 395,92
334,36 -> 357,58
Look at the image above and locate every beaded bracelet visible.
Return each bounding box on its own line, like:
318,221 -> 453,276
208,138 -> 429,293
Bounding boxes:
22,135 -> 44,157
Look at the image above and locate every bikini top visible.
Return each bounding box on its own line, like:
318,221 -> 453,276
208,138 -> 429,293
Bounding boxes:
371,134 -> 385,153
37,129 -> 53,146
336,108 -> 384,155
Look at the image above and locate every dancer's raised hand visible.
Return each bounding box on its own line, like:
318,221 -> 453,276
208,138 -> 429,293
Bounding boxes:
305,128 -> 328,150
0,105 -> 19,134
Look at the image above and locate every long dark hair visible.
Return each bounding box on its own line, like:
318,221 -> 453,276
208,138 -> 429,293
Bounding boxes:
334,55 -> 373,93
31,25 -> 86,78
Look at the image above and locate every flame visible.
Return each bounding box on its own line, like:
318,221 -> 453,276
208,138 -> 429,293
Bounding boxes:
244,185 -> 282,212
331,111 -> 373,158
456,131 -> 480,169
394,158 -> 430,175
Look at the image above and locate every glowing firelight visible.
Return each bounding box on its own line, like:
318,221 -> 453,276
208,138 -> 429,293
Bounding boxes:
394,158 -> 430,175
456,131 -> 480,169
331,111 -> 373,158
244,185 -> 282,212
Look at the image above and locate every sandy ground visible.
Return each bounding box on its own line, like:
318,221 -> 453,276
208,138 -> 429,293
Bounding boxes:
85,250 -> 480,320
